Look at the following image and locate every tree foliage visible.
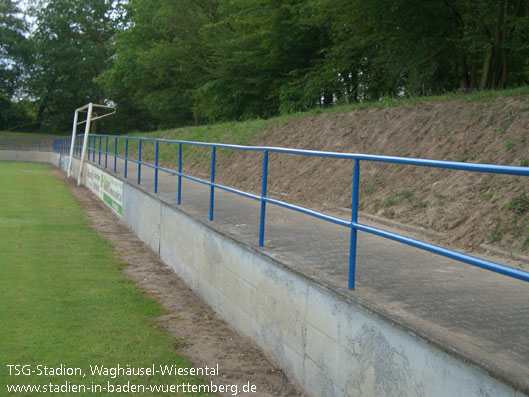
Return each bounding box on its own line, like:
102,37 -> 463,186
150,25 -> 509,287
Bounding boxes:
0,0 -> 32,130
102,0 -> 529,126
97,0 -> 216,130
27,0 -> 126,133
2,0 -> 529,132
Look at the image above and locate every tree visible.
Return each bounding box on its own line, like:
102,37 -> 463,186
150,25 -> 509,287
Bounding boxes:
0,0 -> 31,130
27,0 -> 126,133
193,0 -> 328,122
98,0 -> 217,130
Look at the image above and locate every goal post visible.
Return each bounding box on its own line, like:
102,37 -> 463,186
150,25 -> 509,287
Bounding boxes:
67,103 -> 116,185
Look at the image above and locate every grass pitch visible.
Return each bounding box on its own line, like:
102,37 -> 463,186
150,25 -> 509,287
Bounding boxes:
0,162 -> 212,395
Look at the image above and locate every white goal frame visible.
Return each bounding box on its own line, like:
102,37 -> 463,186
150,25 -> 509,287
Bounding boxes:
67,103 -> 115,185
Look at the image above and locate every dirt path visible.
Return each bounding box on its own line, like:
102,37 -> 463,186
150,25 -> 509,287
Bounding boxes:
54,168 -> 305,397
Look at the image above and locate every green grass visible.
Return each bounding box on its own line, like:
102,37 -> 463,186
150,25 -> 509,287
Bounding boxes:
114,86 -> 529,169
0,163 -> 212,396
121,117 -> 294,167
0,131 -> 59,138
308,85 -> 529,115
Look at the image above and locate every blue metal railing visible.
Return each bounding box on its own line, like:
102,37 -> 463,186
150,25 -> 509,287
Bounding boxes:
52,134 -> 529,289
0,137 -> 54,152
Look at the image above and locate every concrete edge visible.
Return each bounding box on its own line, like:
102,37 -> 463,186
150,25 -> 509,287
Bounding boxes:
120,168 -> 528,395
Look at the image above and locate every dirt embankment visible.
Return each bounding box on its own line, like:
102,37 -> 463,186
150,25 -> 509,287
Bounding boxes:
184,96 -> 529,255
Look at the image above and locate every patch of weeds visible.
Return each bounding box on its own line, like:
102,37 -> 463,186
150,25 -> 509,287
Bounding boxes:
483,192 -> 493,201
470,105 -> 484,117
498,122 -> 511,135
396,189 -> 414,202
416,199 -> 428,209
517,135 -> 526,143
363,184 -> 375,194
499,178 -> 506,186
510,219 -> 523,237
173,339 -> 188,349
509,191 -> 529,215
385,198 -> 398,207
503,140 -> 514,150
384,209 -> 396,218
458,156 -> 468,162
433,190 -> 445,206
525,228 -> 529,247
520,158 -> 529,167
490,217 -> 503,243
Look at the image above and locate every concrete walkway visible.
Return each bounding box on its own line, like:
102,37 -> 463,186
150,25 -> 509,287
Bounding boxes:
85,154 -> 529,394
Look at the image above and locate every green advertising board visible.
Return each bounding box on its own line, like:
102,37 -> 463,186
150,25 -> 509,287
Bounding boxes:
85,164 -> 123,216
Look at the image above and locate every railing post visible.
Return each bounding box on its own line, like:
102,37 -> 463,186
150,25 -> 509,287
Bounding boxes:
14,138 -> 16,150
154,141 -> 159,193
98,136 -> 102,165
124,138 -> 129,178
105,136 -> 108,168
209,146 -> 216,221
113,137 -> 117,172
137,140 -> 142,185
92,135 -> 96,162
259,151 -> 269,247
177,143 -> 182,204
349,159 -> 360,290
38,139 -> 41,151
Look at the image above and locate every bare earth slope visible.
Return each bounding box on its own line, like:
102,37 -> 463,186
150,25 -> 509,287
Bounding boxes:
181,95 -> 529,257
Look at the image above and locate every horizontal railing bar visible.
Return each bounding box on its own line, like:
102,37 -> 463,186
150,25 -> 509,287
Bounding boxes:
156,165 -> 261,201
264,197 -> 352,227
156,165 -> 179,176
0,142 -> 47,145
0,139 -> 51,142
89,134 -> 529,176
54,134 -> 529,285
212,183 -> 261,201
118,156 -> 159,172
354,222 -> 529,282
180,173 -> 214,187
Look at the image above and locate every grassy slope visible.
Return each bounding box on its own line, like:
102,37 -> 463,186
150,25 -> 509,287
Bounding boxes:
120,86 -> 529,166
0,163 -> 211,396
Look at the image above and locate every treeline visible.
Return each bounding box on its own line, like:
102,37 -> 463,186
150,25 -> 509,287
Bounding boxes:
1,0 -> 529,133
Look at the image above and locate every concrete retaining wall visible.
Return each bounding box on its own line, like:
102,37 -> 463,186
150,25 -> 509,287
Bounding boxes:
0,150 -> 60,166
2,151 -> 523,397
